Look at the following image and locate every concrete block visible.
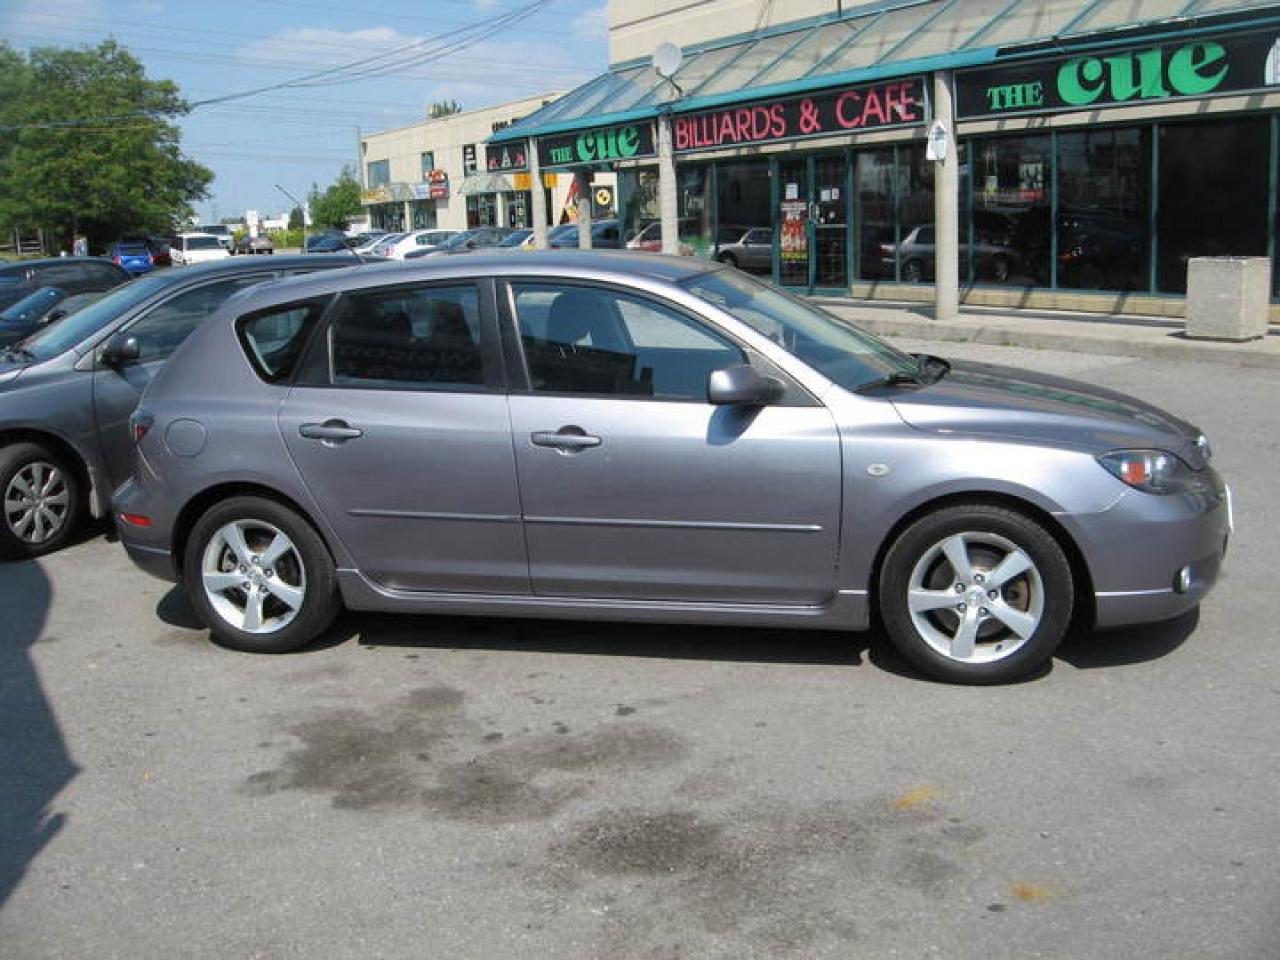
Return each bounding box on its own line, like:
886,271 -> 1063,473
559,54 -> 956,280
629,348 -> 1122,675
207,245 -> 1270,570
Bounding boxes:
1185,257 -> 1271,341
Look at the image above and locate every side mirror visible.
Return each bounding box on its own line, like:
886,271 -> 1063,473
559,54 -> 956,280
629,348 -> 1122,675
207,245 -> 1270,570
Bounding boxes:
707,364 -> 784,407
100,334 -> 141,367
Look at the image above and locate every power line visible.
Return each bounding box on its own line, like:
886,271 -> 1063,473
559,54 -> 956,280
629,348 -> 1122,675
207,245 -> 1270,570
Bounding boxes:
0,0 -> 555,131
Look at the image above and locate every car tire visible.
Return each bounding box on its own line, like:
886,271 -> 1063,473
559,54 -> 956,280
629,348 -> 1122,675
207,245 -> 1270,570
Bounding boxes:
0,441 -> 82,561
718,252 -> 739,269
991,255 -> 1012,283
877,503 -> 1074,684
183,496 -> 341,654
903,259 -> 926,283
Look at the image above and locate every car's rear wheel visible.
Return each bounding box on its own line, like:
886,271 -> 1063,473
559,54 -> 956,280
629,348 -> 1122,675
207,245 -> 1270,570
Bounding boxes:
903,258 -> 926,283
0,442 -> 82,560
878,503 -> 1073,684
184,496 -> 341,653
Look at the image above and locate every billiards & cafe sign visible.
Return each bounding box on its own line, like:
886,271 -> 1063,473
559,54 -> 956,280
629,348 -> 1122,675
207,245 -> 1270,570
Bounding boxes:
956,26 -> 1280,118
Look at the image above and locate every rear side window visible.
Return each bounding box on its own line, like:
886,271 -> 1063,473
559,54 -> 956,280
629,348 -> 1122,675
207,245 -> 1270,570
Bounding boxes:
326,283 -> 487,390
127,276 -> 265,362
238,299 -> 328,383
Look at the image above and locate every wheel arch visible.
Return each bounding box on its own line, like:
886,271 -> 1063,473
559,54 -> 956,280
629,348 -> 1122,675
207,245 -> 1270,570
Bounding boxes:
171,481 -> 336,578
0,428 -> 96,513
868,490 -> 1096,632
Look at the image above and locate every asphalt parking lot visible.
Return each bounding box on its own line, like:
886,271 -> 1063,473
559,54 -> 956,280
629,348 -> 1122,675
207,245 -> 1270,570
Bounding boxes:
2,341 -> 1278,959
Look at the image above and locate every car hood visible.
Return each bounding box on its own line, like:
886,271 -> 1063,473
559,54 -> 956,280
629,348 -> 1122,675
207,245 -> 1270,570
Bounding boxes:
888,360 -> 1201,457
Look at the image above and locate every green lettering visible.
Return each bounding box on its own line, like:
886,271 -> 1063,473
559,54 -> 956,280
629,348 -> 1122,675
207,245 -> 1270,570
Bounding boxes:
1058,56 -> 1105,106
575,133 -> 596,162
1169,41 -> 1228,96
616,126 -> 639,157
549,145 -> 572,164
1107,48 -> 1169,101
1027,81 -> 1044,106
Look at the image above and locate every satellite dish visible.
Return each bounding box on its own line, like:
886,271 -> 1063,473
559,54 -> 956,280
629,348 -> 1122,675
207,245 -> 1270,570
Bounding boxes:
653,42 -> 683,78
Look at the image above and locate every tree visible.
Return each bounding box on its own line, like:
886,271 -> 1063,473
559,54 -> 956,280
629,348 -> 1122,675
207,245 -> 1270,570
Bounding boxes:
288,205 -> 304,230
0,40 -> 213,253
429,99 -> 462,119
307,167 -> 362,230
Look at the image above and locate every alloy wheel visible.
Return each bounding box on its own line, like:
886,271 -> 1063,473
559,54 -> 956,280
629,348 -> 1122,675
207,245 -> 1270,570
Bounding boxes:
200,520 -> 307,634
905,531 -> 1044,664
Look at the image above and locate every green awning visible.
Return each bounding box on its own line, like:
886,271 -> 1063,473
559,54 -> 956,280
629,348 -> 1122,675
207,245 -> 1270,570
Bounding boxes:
489,0 -> 1280,144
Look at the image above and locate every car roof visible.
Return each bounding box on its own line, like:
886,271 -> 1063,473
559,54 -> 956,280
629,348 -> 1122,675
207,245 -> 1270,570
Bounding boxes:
219,250 -> 721,311
0,256 -> 120,272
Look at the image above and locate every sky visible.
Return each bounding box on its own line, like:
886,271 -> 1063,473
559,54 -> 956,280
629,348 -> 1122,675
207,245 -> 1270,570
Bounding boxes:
0,0 -> 610,220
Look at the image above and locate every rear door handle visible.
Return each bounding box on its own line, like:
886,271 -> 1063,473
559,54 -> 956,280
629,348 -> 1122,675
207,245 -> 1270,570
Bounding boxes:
299,419 -> 363,443
531,426 -> 602,451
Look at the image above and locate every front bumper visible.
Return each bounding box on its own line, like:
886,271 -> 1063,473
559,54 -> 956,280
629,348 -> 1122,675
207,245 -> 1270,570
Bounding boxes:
1071,475 -> 1230,629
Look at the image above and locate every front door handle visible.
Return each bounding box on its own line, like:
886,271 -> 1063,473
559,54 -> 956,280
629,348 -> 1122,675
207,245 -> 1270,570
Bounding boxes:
299,419 -> 363,443
531,426 -> 602,452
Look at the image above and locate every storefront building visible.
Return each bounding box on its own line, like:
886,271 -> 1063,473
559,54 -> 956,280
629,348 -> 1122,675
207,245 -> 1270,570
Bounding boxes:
488,0 -> 1280,316
360,94 -> 585,234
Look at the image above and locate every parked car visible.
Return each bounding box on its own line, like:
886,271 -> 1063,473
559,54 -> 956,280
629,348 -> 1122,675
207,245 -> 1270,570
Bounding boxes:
196,224 -> 234,252
548,219 -> 623,249
0,257 -> 130,299
233,234 -> 275,255
714,226 -> 773,272
147,236 -> 172,267
0,255 -> 370,560
406,228 -> 516,259
883,224 -> 1019,283
303,232 -> 360,254
0,287 -> 102,347
626,218 -> 698,254
107,240 -> 156,275
498,228 -> 533,248
382,229 -> 459,260
361,232 -> 406,256
171,233 -> 231,266
112,251 -> 1229,685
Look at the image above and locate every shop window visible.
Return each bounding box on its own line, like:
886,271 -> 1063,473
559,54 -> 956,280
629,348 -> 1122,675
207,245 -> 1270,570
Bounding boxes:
618,167 -> 661,242
854,149 -> 896,281
1157,118 -> 1269,294
972,135 -> 1052,287
1057,128 -> 1150,291
463,144 -> 478,175
367,159 -> 390,188
466,194 -> 497,229
677,165 -> 713,258
419,152 -> 434,180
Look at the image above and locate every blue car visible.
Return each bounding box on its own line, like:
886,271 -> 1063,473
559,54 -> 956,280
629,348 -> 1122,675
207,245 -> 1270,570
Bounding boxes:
107,240 -> 155,275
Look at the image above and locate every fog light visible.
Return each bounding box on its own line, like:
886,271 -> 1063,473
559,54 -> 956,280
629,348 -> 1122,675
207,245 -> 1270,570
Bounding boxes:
1174,566 -> 1192,594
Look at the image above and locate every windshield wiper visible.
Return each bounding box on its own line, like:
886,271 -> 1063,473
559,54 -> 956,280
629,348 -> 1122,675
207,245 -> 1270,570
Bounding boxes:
854,370 -> 924,393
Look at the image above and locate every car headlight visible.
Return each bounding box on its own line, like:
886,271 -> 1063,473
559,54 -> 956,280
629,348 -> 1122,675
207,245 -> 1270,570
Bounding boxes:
1097,450 -> 1202,494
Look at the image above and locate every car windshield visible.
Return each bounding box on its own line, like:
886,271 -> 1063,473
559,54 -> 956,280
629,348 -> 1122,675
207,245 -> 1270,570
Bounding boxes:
117,244 -> 149,255
18,270 -> 176,361
187,236 -> 223,250
681,269 -> 919,391
442,232 -> 477,249
499,230 -> 531,247
0,286 -> 65,325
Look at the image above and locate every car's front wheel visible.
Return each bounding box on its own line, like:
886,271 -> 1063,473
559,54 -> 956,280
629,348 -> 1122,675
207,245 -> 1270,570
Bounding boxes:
0,441 -> 82,560
877,503 -> 1074,684
183,496 -> 341,653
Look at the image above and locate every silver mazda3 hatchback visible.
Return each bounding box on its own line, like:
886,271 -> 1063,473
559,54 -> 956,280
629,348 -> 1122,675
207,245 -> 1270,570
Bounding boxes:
114,252 -> 1230,683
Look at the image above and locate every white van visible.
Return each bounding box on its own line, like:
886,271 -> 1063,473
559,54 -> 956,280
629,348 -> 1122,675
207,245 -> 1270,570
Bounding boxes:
171,233 -> 231,266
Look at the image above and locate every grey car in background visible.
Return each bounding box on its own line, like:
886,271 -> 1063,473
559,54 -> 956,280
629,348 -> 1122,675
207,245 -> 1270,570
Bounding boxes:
714,226 -> 773,273
113,251 -> 1229,684
0,255 -> 367,560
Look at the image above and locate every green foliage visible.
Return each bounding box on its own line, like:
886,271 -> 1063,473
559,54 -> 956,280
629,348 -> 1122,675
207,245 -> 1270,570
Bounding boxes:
271,228 -> 304,250
0,40 -> 213,253
429,99 -> 462,119
287,205 -> 304,230
307,166 -> 362,231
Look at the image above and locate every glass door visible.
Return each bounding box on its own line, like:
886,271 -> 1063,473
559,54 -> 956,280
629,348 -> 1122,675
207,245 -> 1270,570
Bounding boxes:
775,154 -> 850,292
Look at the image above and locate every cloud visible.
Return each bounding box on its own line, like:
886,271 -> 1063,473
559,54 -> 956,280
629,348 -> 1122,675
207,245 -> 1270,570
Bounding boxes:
238,27 -> 422,69
571,3 -> 609,42
7,0 -> 106,45
129,0 -> 165,14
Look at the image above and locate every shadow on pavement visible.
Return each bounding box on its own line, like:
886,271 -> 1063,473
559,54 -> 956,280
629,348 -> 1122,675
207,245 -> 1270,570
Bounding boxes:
1057,608 -> 1198,669
0,558 -> 77,909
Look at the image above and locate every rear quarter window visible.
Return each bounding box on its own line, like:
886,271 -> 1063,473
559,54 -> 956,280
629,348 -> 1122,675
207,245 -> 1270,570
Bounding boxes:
237,299 -> 330,383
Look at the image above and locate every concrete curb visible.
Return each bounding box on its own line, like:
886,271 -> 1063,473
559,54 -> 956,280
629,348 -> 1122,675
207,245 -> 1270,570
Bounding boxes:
812,300 -> 1280,369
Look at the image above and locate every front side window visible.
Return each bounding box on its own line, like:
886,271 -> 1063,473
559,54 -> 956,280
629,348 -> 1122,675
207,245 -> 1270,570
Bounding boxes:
126,277 -> 266,362
511,283 -> 743,400
328,284 -> 485,389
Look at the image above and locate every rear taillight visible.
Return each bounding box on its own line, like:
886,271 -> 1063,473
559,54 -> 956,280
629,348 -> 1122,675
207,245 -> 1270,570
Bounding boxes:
113,255 -> 122,264
130,409 -> 154,444
120,513 -> 152,528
